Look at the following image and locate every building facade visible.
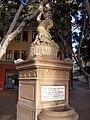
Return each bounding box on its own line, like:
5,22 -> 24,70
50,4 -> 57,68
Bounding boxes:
0,28 -> 72,90
0,29 -> 37,90
0,61 -> 17,90
2,30 -> 35,61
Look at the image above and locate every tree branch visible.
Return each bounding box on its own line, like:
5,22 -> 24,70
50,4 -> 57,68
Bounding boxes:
0,0 -> 49,59
58,30 -> 69,58
73,50 -> 90,78
84,0 -> 90,21
1,3 -> 24,45
76,12 -> 90,78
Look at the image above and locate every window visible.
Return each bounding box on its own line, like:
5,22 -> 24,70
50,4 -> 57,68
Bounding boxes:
14,50 -> 20,60
21,50 -> 27,60
32,31 -> 37,42
6,50 -> 12,61
22,31 -> 28,41
15,34 -> 21,42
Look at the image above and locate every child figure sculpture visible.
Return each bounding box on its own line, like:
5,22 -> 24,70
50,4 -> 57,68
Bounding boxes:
32,2 -> 54,45
30,2 -> 59,58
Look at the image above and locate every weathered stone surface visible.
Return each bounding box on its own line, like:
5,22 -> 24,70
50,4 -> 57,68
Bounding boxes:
29,43 -> 59,59
38,105 -> 79,120
17,102 -> 35,120
16,58 -> 72,120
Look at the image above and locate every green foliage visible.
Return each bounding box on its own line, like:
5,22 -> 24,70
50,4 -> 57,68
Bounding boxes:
50,0 -> 90,61
0,0 -> 39,37
72,0 -> 90,63
81,36 -> 90,63
0,0 -> 20,36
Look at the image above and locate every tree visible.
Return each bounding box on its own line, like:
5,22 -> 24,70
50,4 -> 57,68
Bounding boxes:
72,0 -> 90,85
51,0 -> 90,85
0,0 -> 79,59
49,0 -> 90,84
51,0 -> 72,59
0,0 -> 48,59
0,0 -> 90,84
0,0 -> 75,59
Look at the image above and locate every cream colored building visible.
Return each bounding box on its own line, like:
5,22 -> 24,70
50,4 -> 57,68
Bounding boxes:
0,29 -> 37,90
1,29 -> 37,61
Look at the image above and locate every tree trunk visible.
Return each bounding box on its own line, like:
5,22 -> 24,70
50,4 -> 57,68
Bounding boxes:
73,50 -> 90,86
1,4 -> 24,46
84,0 -> 90,21
0,9 -> 39,59
87,77 -> 90,86
0,0 -> 49,59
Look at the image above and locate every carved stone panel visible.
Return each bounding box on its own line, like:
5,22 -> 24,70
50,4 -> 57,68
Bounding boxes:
37,69 -> 69,80
19,69 -> 37,78
20,84 -> 35,101
19,68 -> 69,80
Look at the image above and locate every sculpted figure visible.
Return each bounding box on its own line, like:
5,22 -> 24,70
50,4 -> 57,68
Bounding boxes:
32,2 -> 54,45
30,2 -> 59,58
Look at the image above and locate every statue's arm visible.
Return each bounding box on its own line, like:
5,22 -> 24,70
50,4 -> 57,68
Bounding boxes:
37,4 -> 44,23
37,11 -> 43,23
47,19 -> 53,31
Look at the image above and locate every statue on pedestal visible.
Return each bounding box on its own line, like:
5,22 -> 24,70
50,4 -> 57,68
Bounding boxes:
30,1 -> 59,58
32,2 -> 56,46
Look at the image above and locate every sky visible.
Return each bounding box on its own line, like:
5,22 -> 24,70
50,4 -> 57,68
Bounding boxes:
71,16 -> 79,52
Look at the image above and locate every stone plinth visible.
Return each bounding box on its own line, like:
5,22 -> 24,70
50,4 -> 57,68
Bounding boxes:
16,57 -> 72,120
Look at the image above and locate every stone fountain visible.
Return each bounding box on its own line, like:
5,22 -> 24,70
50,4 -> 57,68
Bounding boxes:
16,2 -> 78,120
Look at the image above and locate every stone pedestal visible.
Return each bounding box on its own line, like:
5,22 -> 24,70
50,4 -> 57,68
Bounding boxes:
16,57 -> 72,120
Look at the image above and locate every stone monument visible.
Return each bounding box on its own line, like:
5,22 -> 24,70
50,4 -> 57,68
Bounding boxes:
16,2 -> 78,120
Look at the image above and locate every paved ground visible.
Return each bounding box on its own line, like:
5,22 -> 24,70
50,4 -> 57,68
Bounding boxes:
70,81 -> 90,120
0,81 -> 90,120
0,89 -> 18,120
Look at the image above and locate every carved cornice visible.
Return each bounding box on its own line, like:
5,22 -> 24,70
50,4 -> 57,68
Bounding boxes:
19,69 -> 37,78
16,57 -> 72,71
19,68 -> 69,80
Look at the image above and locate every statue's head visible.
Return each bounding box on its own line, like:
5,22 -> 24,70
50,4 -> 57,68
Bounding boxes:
38,4 -> 43,11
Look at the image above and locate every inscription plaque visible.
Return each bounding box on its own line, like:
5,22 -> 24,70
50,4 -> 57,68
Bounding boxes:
41,86 -> 65,101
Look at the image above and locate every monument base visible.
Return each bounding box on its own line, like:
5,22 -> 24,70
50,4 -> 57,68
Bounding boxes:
38,105 -> 79,120
17,102 -> 36,120
16,57 -> 72,120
